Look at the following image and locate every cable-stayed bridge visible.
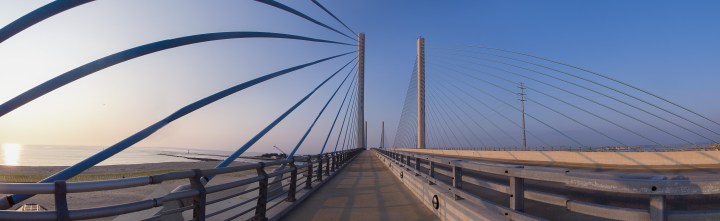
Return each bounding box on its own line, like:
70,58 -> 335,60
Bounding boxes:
1,1 -> 720,221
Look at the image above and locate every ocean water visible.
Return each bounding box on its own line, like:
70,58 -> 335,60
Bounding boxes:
0,144 -> 261,166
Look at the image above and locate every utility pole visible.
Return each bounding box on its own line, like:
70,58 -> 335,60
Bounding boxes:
357,33 -> 365,149
519,82 -> 527,150
381,121 -> 385,148
417,37 -> 426,149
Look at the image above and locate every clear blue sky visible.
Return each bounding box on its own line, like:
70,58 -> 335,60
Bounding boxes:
1,1 -> 719,153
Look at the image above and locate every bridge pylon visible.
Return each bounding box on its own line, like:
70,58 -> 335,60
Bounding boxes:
417,37 -> 426,149
357,33 -> 366,149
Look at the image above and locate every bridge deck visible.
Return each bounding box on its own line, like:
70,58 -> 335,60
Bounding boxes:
282,151 -> 438,221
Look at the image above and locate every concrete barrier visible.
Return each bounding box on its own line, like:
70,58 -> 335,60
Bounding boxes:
394,148 -> 720,170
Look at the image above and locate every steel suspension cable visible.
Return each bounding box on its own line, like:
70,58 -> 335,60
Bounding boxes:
0,0 -> 94,44
334,90 -> 357,151
429,59 -> 669,146
434,52 -> 708,144
394,62 -> 419,148
287,60 -> 358,158
430,80 -> 503,147
430,64 -> 624,147
310,0 -> 357,36
255,0 -> 357,42
432,67 -> 584,146
0,32 -> 355,118
426,94 -> 464,148
319,72 -> 358,154
441,48 -> 720,140
428,65 -> 549,147
341,101 -> 357,150
431,57 -> 690,145
449,46 -> 720,130
426,82 -> 478,148
7,52 -> 354,206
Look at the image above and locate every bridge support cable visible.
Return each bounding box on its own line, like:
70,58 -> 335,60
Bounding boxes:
345,109 -> 357,150
340,101 -> 357,151
437,46 -> 720,131
426,94 -> 463,149
429,80 -> 505,148
424,100 -> 444,148
426,86 -> 476,148
426,94 -> 465,148
0,0 -> 94,44
430,60 -> 669,147
431,64 -> 625,147
287,61 -> 358,158
255,0 -> 357,42
431,66 -> 585,147
432,52 -> 711,145
393,62 -> 419,148
310,0 -> 357,38
208,58 -> 356,182
5,52 -> 355,206
424,99 -> 446,148
0,32 -> 355,119
333,87 -> 357,152
428,65 -> 549,147
427,74 -> 492,148
319,73 -> 358,154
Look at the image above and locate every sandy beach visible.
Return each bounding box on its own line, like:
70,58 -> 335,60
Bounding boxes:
1,161 -> 263,220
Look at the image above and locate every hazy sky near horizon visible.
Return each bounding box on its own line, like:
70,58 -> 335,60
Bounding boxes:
1,1 -> 719,154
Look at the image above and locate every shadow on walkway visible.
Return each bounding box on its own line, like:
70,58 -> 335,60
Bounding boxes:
281,151 -> 438,221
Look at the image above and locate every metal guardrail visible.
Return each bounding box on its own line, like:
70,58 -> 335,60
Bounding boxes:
398,146 -> 720,152
0,148 -> 363,221
374,148 -> 720,221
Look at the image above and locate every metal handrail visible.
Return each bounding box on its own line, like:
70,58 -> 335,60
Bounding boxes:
0,148 -> 364,221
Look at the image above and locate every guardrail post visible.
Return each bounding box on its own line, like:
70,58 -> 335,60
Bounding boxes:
317,154 -> 324,182
452,162 -> 463,199
331,153 -> 338,172
650,195 -> 666,221
414,157 -> 421,176
253,162 -> 268,221
287,160 -> 297,202
428,160 -> 435,184
54,180 -> 70,221
324,154 -> 331,175
509,176 -> 525,212
306,160 -> 314,189
190,169 -> 207,221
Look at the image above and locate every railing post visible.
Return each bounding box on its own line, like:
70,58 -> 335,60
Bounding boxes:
414,157 -> 421,175
328,153 -> 337,172
287,159 -> 297,202
306,160 -> 314,189
331,153 -> 337,172
509,176 -> 525,212
317,154 -> 324,182
452,162 -> 463,199
650,195 -> 666,221
429,160 -> 435,184
190,169 -> 206,221
324,153 -> 331,175
54,180 -> 70,221
253,162 -> 268,221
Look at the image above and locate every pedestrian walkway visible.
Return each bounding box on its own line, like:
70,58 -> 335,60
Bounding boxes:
281,151 -> 438,221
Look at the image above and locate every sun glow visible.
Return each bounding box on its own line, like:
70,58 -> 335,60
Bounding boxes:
1,143 -> 22,166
